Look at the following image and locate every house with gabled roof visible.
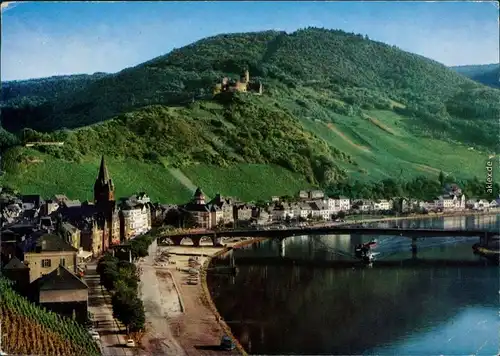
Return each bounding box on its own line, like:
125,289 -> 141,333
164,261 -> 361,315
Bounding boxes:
23,233 -> 78,283
2,256 -> 30,295
489,197 -> 500,209
31,265 -> 89,324
208,193 -> 237,225
309,201 -> 331,220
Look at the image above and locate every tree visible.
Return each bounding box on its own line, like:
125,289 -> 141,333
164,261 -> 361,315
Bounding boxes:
438,171 -> 445,187
99,261 -> 119,291
181,211 -> 197,228
164,208 -> 182,227
111,281 -> 145,333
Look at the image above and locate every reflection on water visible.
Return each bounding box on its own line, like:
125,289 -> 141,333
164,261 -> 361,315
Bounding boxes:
207,215 -> 500,355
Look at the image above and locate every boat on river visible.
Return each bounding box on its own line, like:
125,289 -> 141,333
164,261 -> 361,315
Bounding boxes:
472,236 -> 499,262
354,239 -> 378,263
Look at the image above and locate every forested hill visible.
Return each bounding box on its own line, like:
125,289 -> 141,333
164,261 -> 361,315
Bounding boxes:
1,28 -> 499,202
1,72 -> 109,102
451,63 -> 500,89
2,29 -> 498,137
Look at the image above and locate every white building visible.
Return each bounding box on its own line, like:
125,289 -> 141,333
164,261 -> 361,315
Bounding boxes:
292,203 -> 312,219
120,204 -> 152,239
435,194 -> 465,210
271,205 -> 294,221
353,199 -> 373,212
489,198 -> 500,208
420,200 -> 436,211
310,201 -> 331,220
478,199 -> 490,210
373,199 -> 392,211
327,196 -> 350,212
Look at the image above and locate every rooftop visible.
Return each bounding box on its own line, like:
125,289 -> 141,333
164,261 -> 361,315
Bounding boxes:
34,265 -> 88,291
4,256 -> 29,270
27,233 -> 77,253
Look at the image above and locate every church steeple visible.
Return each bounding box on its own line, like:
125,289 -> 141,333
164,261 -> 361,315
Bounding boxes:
97,155 -> 110,184
94,155 -> 115,206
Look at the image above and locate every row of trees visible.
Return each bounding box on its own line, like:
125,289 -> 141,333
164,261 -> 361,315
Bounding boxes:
96,232 -> 156,334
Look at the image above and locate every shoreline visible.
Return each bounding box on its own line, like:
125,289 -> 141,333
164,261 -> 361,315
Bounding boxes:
341,209 -> 499,225
200,237 -> 268,356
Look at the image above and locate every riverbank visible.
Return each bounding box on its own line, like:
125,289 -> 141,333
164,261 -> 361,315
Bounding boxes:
341,209 -> 499,225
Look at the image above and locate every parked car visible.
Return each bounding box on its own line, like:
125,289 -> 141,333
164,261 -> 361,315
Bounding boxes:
125,339 -> 136,348
89,330 -> 100,341
220,335 -> 236,351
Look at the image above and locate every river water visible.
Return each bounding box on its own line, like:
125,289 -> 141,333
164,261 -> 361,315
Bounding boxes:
207,214 -> 500,355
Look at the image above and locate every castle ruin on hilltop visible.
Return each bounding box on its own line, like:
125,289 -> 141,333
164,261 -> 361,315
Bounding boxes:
213,69 -> 263,96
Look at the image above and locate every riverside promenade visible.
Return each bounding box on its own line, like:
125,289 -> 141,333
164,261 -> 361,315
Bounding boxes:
138,238 -> 253,356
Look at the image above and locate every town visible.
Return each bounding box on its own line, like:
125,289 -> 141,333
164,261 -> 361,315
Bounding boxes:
0,156 -> 498,353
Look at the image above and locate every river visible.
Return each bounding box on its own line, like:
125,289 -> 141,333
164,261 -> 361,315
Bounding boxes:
207,214 -> 500,355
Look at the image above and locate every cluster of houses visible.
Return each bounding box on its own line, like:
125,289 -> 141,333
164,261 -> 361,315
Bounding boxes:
0,156 -> 166,325
174,184 -> 500,229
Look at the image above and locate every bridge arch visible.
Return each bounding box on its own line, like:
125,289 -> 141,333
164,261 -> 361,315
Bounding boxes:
180,237 -> 195,246
160,237 -> 175,245
199,235 -> 213,246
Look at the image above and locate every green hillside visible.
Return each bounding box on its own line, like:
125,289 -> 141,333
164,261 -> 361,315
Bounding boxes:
1,28 -> 499,203
451,63 -> 500,89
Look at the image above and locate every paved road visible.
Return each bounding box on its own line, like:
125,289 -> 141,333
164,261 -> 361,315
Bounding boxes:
85,262 -> 137,356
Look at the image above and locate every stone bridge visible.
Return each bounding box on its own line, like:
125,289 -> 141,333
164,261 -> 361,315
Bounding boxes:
157,227 -> 497,247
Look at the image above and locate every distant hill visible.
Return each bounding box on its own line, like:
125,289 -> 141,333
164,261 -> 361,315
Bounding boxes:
1,28 -> 498,202
451,63 -> 499,88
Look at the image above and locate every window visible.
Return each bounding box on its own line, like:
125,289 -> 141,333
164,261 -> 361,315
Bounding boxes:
41,259 -> 51,268
60,258 -> 66,266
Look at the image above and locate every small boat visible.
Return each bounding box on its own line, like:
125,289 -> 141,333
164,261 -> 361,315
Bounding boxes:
472,243 -> 500,262
355,240 -> 378,263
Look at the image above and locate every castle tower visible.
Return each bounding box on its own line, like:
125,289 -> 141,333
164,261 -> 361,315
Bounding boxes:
194,187 -> 206,205
94,155 -> 115,207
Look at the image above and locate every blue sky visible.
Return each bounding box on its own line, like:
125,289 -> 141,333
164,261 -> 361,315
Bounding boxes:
1,1 -> 499,81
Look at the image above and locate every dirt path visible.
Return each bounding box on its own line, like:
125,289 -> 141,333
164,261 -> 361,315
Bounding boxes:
138,240 -> 186,356
168,168 -> 198,192
326,123 -> 371,153
138,241 -> 246,356
167,251 -> 238,356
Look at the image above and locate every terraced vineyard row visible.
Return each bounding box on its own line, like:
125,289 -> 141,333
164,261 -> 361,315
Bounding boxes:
0,278 -> 100,356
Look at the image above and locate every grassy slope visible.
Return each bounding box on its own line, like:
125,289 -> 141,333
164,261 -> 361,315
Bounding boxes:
1,149 -> 192,203
183,164 -> 312,201
1,149 -> 310,203
297,109 -> 487,181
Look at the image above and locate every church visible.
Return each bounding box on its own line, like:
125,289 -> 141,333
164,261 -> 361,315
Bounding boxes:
59,156 -> 150,257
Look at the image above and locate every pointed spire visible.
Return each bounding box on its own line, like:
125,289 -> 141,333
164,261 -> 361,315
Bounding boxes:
194,187 -> 204,197
97,155 -> 110,183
